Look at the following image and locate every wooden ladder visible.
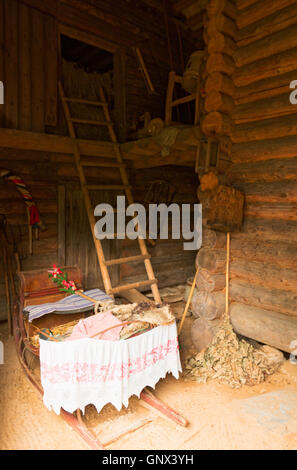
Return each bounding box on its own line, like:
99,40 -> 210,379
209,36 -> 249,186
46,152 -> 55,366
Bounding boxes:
165,71 -> 200,126
59,82 -> 161,303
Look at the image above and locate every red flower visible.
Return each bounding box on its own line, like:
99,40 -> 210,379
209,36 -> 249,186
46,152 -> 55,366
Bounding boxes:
48,264 -> 63,278
69,280 -> 77,291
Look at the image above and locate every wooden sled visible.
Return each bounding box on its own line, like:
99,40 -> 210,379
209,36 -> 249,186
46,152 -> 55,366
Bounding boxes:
13,266 -> 188,450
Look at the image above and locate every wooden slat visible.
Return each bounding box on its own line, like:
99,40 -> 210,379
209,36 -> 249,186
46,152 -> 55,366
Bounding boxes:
4,0 -> 18,128
172,93 -> 196,107
58,2 -> 142,51
71,118 -> 114,126
44,14 -> 58,126
17,0 -> 58,17
58,23 -> 117,54
173,0 -> 197,12
0,0 -> 4,126
31,8 -> 45,132
111,279 -> 158,294
105,254 -> 151,266
81,161 -> 126,168
18,2 -> 31,131
64,97 -> 106,106
0,128 -> 123,158
86,184 -> 130,191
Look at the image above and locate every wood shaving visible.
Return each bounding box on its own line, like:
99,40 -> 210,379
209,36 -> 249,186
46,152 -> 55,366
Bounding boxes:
184,315 -> 283,388
30,302 -> 174,346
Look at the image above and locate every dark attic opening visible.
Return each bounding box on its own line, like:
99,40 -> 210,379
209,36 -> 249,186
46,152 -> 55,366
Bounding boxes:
0,0 -> 296,453
57,34 -> 115,142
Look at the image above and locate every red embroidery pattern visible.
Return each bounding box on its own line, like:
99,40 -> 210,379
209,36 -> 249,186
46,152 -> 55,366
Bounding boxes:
41,338 -> 179,384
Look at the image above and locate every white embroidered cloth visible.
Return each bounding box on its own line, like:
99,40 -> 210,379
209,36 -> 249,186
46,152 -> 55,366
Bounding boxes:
40,322 -> 181,415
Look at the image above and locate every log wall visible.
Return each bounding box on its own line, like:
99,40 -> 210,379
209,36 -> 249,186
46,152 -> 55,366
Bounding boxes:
193,0 -> 297,352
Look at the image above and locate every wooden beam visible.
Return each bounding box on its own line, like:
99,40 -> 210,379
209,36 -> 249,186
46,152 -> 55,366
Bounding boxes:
60,0 -> 142,38
129,149 -> 196,168
19,0 -> 58,17
173,0 -> 197,13
58,23 -> 118,53
58,2 -> 142,49
0,128 -> 131,158
230,302 -> 297,353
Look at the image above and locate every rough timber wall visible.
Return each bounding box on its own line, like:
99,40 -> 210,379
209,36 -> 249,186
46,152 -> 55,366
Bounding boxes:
0,0 -> 199,321
0,0 -> 58,131
196,0 -> 297,352
121,165 -> 197,289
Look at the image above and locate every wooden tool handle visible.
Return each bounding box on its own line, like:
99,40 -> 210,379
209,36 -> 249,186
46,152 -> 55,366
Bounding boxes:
178,267 -> 199,335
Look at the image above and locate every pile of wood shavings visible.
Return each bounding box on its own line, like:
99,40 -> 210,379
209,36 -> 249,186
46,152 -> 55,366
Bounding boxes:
184,315 -> 282,388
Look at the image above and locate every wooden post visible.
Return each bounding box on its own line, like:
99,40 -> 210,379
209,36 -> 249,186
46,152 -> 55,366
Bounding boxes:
165,71 -> 176,126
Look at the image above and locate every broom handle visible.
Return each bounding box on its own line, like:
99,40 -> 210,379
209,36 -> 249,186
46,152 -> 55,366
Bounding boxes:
90,319 -> 174,339
178,267 -> 199,335
225,232 -> 230,317
74,290 -> 97,303
31,323 -> 59,342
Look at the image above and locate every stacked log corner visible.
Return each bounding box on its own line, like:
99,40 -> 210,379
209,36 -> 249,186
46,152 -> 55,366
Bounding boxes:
191,228 -> 227,352
201,0 -> 237,175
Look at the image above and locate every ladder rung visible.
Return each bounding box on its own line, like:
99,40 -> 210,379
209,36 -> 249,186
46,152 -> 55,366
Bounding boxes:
87,184 -> 131,191
105,254 -> 151,266
171,93 -> 196,107
71,118 -> 114,126
98,212 -> 137,219
110,279 -> 158,294
97,231 -> 139,238
63,97 -> 107,106
81,161 -> 126,168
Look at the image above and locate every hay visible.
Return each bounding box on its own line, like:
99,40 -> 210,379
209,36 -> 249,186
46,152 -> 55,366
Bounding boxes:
30,319 -> 80,348
30,302 -> 175,346
184,315 -> 283,388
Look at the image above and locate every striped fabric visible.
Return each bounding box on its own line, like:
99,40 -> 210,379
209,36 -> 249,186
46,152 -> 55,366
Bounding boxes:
24,289 -> 112,322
